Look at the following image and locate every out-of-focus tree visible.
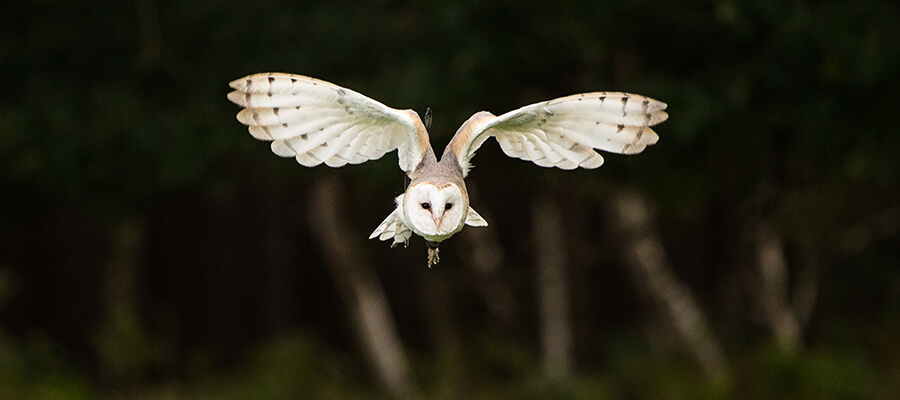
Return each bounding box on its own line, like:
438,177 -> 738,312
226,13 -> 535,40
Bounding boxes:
0,0 -> 898,398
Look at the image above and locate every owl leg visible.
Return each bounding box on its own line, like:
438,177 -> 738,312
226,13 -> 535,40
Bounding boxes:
427,248 -> 440,268
426,240 -> 441,268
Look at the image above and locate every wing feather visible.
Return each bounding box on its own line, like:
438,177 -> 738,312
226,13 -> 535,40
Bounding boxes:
228,73 -> 431,175
369,195 -> 413,246
446,92 -> 667,175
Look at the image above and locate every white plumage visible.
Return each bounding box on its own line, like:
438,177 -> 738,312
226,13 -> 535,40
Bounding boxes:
228,73 -> 668,267
228,73 -> 427,172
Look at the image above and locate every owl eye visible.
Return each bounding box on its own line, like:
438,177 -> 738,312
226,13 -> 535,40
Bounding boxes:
444,203 -> 453,210
421,202 -> 431,210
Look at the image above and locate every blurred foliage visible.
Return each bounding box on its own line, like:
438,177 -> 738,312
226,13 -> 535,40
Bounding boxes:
1,0 -> 899,398
187,333 -> 373,399
0,332 -> 94,400
3,331 -> 893,399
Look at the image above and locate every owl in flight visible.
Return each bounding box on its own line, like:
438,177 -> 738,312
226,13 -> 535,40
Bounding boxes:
228,73 -> 667,267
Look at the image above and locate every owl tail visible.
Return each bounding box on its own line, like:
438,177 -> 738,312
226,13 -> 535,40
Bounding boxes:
369,195 -> 413,247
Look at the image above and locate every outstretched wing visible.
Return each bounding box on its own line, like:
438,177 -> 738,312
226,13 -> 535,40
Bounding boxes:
446,92 -> 668,176
228,73 -> 431,176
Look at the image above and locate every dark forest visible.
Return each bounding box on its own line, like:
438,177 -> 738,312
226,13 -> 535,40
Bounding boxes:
1,0 -> 899,398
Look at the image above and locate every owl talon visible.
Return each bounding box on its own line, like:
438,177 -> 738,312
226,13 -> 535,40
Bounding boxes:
427,247 -> 440,268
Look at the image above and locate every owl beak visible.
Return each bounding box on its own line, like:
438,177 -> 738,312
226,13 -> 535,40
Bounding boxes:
431,210 -> 443,230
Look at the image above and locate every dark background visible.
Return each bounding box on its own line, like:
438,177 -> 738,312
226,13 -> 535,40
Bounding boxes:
1,0 -> 899,398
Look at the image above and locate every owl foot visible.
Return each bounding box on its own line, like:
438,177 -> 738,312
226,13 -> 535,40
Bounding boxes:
427,247 -> 440,268
426,241 -> 441,268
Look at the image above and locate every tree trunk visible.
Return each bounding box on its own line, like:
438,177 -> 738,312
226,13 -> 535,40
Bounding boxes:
532,195 -> 573,377
741,181 -> 820,353
610,189 -> 726,379
753,220 -> 801,351
308,177 -> 422,400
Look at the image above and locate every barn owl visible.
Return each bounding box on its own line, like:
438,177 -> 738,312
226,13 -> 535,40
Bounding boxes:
228,73 -> 667,267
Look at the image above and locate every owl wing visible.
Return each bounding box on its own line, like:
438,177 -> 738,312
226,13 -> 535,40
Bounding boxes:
369,195 -> 414,246
446,92 -> 668,176
228,73 -> 431,176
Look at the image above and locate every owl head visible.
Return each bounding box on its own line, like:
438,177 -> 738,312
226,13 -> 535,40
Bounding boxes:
403,182 -> 468,241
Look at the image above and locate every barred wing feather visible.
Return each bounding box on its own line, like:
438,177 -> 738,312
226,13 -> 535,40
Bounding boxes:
228,73 -> 430,175
448,92 -> 668,176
